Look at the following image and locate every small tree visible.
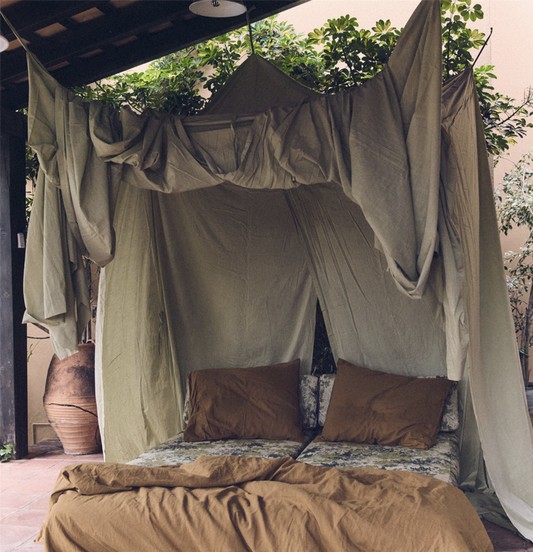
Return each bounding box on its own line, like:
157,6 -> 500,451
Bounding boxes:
495,149 -> 533,386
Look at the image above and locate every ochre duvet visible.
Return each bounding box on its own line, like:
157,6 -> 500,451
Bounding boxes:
37,456 -> 493,552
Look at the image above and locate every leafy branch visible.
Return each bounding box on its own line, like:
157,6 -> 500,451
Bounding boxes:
495,149 -> 533,385
0,443 -> 14,462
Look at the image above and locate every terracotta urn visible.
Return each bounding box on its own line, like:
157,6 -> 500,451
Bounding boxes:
43,343 -> 102,455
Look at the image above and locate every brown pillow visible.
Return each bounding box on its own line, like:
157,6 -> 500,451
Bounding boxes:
322,359 -> 454,449
184,360 -> 305,442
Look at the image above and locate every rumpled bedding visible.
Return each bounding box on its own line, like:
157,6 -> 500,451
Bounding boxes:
36,455 -> 493,552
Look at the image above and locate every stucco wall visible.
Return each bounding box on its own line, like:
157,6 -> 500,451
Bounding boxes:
27,325 -> 56,444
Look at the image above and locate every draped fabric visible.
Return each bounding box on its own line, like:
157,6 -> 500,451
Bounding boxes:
25,0 -> 443,359
440,70 -> 533,540
284,183 -> 447,373
23,0 -> 532,539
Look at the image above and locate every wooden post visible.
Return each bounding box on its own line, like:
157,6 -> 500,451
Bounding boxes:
0,108 -> 28,459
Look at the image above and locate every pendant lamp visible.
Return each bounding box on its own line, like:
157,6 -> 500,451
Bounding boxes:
1,9 -> 27,53
189,0 -> 247,18
0,33 -> 8,52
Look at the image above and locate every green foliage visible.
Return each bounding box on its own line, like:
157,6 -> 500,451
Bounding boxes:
443,2 -> 532,157
72,17 -> 323,116
308,16 -> 401,93
25,145 -> 39,229
0,443 -> 14,462
477,78 -> 533,157
494,149 -> 533,385
441,0 -> 485,79
73,51 -> 207,116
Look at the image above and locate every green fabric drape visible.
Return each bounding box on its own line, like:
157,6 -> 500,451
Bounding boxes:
25,0 -> 443,359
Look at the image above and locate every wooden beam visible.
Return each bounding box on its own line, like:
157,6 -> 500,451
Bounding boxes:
0,108 -> 28,459
0,0 -> 310,111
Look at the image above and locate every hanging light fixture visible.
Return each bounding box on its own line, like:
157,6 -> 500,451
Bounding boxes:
1,8 -> 30,54
189,0 -> 246,18
0,33 -> 8,52
0,8 -> 12,52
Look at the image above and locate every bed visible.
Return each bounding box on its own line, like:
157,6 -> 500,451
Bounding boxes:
36,360 -> 491,551
22,0 -> 533,538
129,368 -> 461,486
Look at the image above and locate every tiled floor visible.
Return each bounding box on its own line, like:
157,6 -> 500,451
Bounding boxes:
1,440 -> 532,552
0,441 -> 104,552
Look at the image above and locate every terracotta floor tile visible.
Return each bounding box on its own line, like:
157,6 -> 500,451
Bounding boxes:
62,455 -> 103,463
1,460 -> 59,471
0,479 -> 21,493
45,460 -> 87,471
6,481 -> 55,495
25,451 -> 103,464
0,493 -> 44,510
1,472 -> 45,485
27,470 -> 62,483
23,496 -> 51,512
8,543 -> 45,552
0,524 -> 40,551
0,509 -> 45,529
0,508 -> 18,520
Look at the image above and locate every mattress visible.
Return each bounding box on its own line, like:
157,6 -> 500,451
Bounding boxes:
128,428 -> 316,467
296,430 -> 461,486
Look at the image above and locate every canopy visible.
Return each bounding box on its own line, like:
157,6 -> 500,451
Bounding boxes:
23,0 -> 533,540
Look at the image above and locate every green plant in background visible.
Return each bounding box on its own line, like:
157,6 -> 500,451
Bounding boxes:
72,17 -> 323,116
72,51 -> 208,116
0,443 -> 14,462
441,0 -> 485,80
308,0 -> 532,157
24,118 -> 39,230
307,16 -> 401,92
495,149 -> 533,386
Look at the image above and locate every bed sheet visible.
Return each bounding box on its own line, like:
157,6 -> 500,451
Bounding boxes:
128,429 -> 316,467
296,431 -> 460,485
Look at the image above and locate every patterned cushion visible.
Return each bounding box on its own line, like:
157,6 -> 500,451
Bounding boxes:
318,374 -> 459,432
128,428 -> 316,467
296,431 -> 460,486
317,374 -> 336,427
440,381 -> 459,432
299,375 -> 319,429
183,374 -> 319,429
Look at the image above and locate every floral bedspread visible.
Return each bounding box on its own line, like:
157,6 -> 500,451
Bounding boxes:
296,431 -> 460,486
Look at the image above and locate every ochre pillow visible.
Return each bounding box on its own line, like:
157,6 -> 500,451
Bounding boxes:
322,359 -> 454,449
184,360 -> 305,442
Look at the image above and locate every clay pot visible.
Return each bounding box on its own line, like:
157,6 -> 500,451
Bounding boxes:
43,343 -> 102,455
